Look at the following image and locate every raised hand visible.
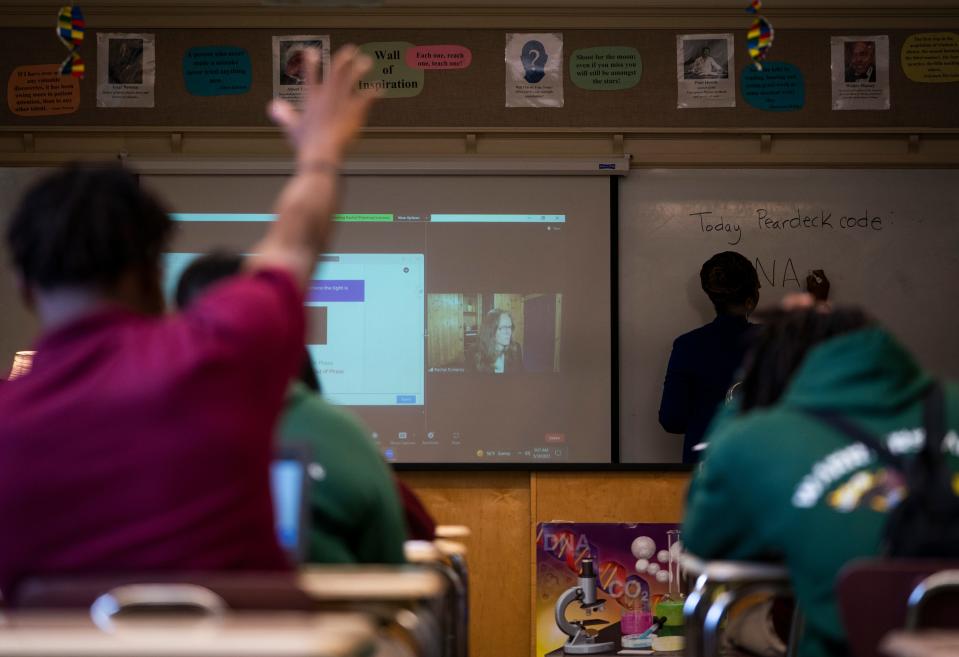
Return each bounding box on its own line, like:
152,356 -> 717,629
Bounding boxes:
250,46 -> 379,287
268,45 -> 379,168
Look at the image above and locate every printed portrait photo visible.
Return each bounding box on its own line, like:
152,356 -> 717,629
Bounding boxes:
108,38 -> 144,85
844,40 -> 877,83
682,38 -> 729,79
278,39 -> 325,85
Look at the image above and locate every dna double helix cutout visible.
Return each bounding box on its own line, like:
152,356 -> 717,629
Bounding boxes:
746,0 -> 774,71
57,4 -> 85,79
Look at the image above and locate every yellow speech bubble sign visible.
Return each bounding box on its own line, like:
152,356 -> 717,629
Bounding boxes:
901,32 -> 959,83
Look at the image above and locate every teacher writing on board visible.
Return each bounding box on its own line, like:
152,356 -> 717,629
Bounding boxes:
659,251 -> 760,463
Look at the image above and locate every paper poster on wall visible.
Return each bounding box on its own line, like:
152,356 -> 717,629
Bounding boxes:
831,35 -> 890,110
676,34 -> 736,108
741,61 -> 805,111
506,32 -> 563,108
272,35 -> 330,107
183,46 -> 251,96
901,32 -> 959,83
7,64 -> 80,116
569,47 -> 641,90
406,45 -> 472,70
535,523 -> 682,657
358,42 -> 424,98
96,33 -> 155,108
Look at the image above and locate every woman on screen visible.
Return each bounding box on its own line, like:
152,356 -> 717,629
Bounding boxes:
470,309 -> 525,374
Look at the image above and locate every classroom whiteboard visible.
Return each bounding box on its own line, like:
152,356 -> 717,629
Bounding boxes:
619,169 -> 959,463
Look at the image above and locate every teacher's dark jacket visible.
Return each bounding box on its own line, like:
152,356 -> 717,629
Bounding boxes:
658,314 -> 756,463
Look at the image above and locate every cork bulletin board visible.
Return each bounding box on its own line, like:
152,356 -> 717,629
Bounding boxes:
3,27 -> 959,129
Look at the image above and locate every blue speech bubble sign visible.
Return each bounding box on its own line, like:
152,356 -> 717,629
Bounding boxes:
183,46 -> 251,96
741,61 -> 805,112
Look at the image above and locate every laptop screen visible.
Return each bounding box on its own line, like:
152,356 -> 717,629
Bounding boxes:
270,446 -> 311,563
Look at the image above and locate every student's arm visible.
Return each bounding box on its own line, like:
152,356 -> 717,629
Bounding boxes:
659,339 -> 691,434
247,46 -> 378,289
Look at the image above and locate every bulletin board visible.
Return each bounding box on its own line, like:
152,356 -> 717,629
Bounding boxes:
3,27 -> 959,128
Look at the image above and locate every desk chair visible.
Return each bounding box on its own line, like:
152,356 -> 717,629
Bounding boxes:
299,565 -> 450,657
838,560 -> 959,657
881,630 -> 959,657
683,555 -> 801,657
433,526 -> 470,540
877,571 -> 959,657
17,572 -> 314,611
0,608 -> 376,657
905,569 -> 959,629
404,539 -> 469,657
19,568 -> 446,657
431,524 -> 471,633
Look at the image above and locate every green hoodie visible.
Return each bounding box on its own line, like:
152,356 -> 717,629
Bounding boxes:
278,382 -> 407,564
684,327 -> 959,657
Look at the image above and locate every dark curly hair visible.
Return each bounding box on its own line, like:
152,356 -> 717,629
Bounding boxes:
6,162 -> 174,290
738,307 -> 874,412
174,251 -> 245,310
700,251 -> 760,314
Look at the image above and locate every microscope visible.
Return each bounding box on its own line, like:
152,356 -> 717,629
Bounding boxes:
554,558 -> 616,654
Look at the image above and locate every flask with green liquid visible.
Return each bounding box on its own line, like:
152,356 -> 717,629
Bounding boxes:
653,529 -> 685,637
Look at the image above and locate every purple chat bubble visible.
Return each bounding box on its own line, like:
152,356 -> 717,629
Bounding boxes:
308,280 -> 365,302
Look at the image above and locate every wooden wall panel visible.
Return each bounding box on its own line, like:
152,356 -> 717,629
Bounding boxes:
428,293 -> 464,368
533,472 -> 690,524
399,471 -> 532,657
396,470 -> 691,657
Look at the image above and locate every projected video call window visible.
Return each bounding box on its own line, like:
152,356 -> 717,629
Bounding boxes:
147,173 -> 612,464
427,293 -> 562,374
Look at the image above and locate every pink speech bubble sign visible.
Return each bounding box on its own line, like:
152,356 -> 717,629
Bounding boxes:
405,45 -> 473,70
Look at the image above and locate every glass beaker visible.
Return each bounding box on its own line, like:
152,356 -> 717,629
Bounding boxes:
653,529 -> 685,637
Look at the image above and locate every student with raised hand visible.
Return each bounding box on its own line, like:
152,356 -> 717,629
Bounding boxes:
683,298 -> 959,657
175,252 -> 407,565
658,251 -> 760,463
0,46 -> 378,599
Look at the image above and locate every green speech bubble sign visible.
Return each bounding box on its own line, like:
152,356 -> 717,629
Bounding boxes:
358,42 -> 425,98
570,46 -> 642,90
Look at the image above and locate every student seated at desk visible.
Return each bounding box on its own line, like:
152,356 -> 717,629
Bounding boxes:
683,299 -> 959,657
176,253 -> 406,564
0,47 -> 378,598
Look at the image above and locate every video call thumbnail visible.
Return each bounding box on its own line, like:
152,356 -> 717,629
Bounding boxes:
427,292 -> 563,374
